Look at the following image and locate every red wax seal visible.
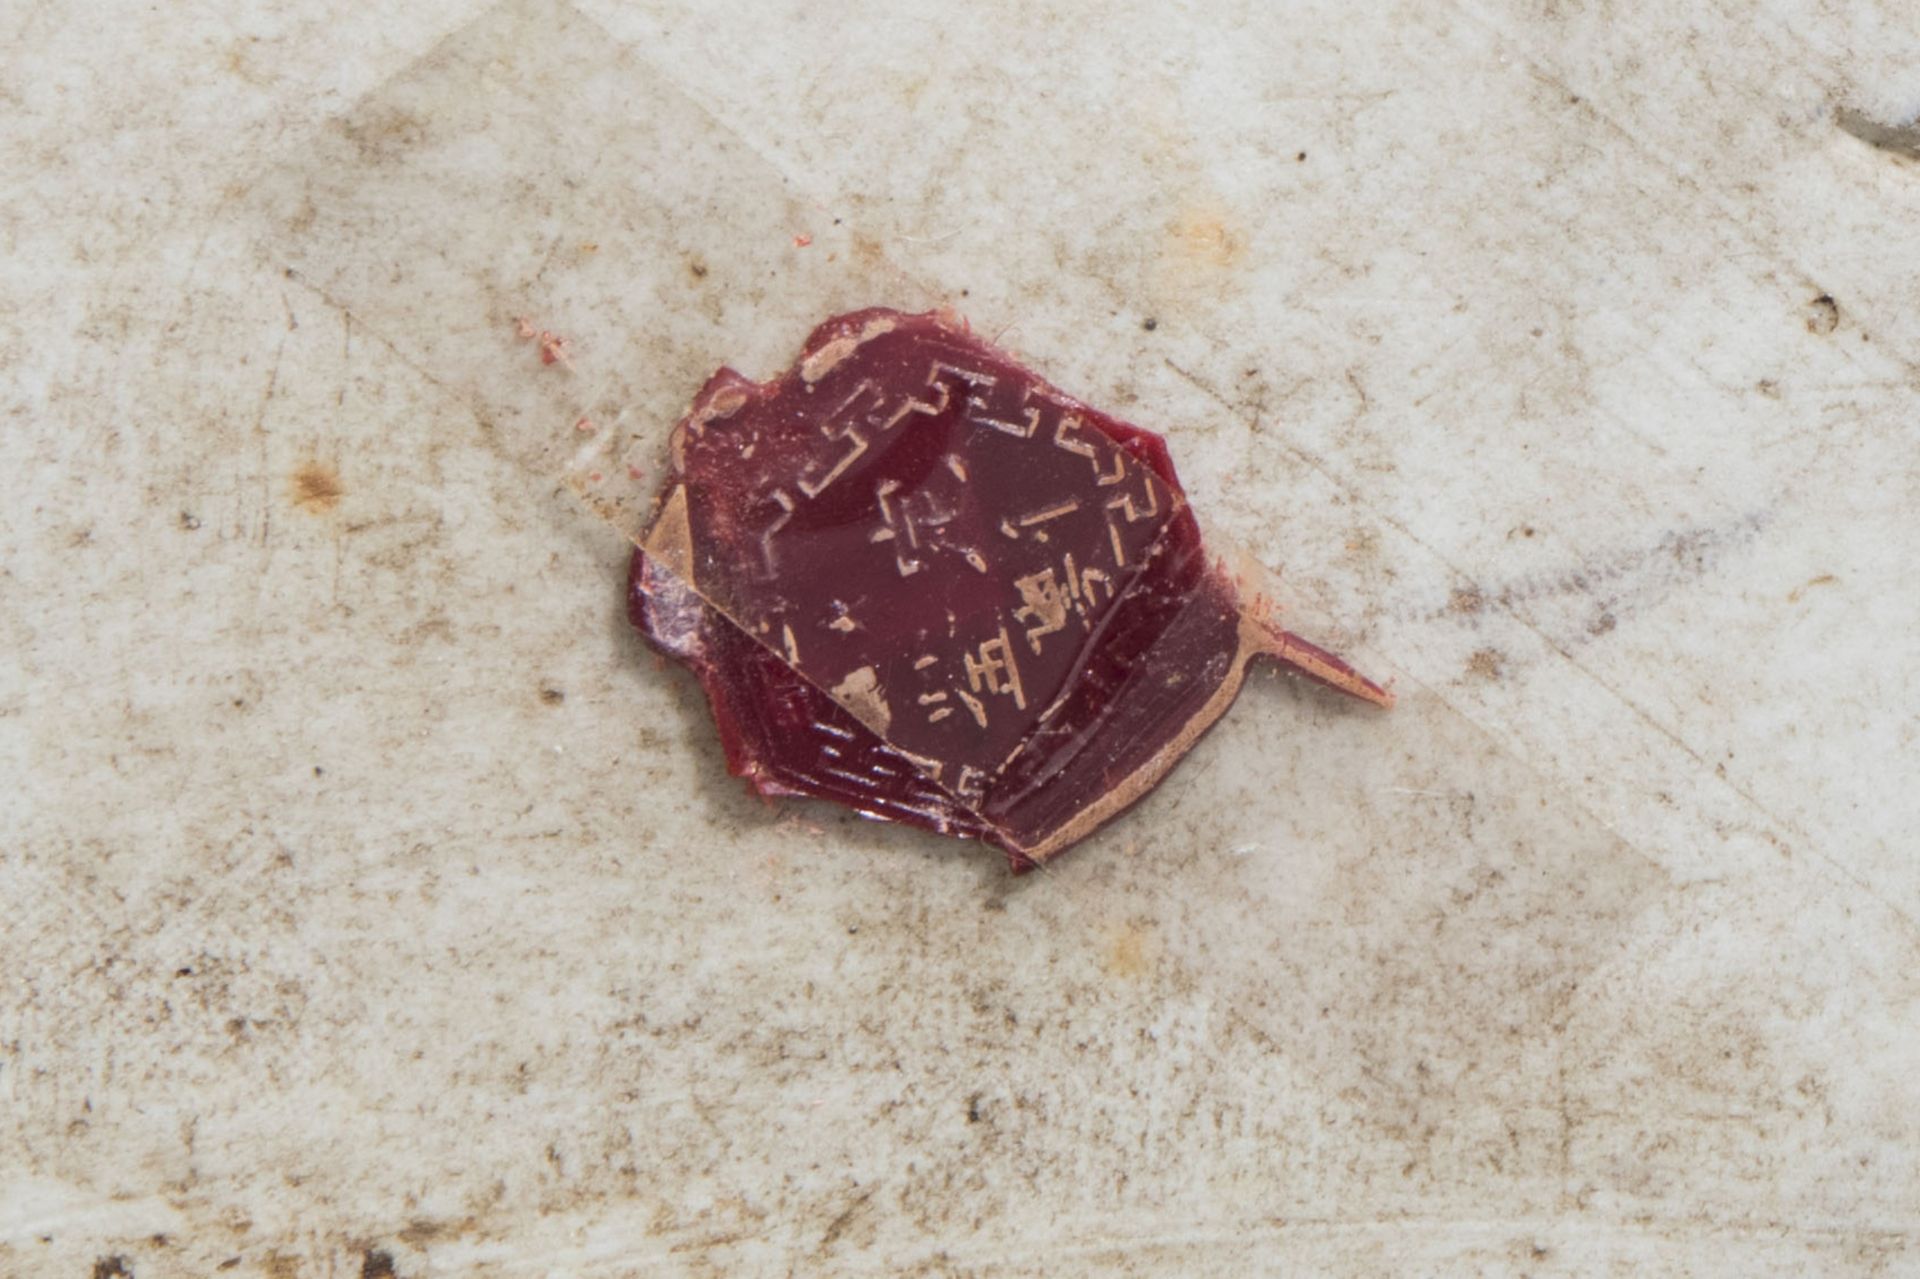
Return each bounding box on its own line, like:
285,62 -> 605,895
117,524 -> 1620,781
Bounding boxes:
628,308 -> 1390,870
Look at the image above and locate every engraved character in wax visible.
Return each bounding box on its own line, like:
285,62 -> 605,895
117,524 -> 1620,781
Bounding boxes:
831,352 -> 1172,775
671,327 -> 1178,780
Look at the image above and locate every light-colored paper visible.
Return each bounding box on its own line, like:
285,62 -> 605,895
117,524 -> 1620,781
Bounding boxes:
8,0 -> 1920,1273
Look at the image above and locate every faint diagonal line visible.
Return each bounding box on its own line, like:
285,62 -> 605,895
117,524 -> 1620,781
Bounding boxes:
1161,350 -> 1920,948
548,0 -> 945,304
831,1211 -> 1920,1273
1443,0 -> 1920,393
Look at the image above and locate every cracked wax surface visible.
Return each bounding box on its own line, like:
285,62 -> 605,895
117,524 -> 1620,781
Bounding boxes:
5,1 -> 1920,1275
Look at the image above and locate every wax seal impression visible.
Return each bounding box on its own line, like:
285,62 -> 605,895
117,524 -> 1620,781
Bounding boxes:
608,308 -> 1391,870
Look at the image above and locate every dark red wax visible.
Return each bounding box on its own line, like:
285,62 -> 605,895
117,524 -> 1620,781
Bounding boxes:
629,309 -> 1389,869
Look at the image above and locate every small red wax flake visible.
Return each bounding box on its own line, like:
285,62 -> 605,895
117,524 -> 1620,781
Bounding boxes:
793,232 -> 813,248
514,316 -> 574,368
627,308 -> 1391,870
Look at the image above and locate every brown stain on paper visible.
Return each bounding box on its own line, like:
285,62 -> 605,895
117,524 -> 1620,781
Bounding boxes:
290,462 -> 344,513
1465,648 -> 1506,681
1106,920 -> 1158,979
1148,197 -> 1251,313
1168,206 -> 1246,270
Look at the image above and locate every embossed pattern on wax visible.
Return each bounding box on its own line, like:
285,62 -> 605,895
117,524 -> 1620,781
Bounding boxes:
625,308 -> 1392,871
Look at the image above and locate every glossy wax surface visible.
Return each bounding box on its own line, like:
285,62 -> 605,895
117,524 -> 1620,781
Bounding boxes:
635,309 -> 1305,866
